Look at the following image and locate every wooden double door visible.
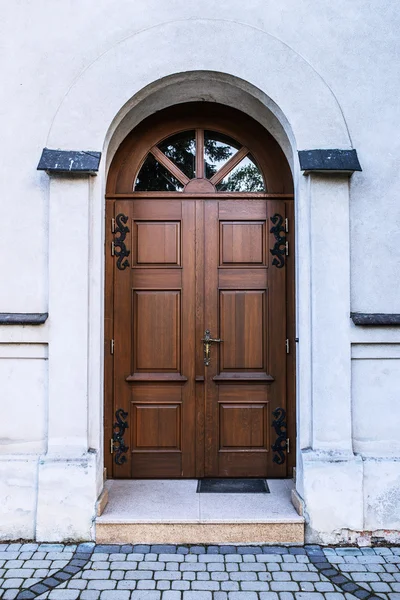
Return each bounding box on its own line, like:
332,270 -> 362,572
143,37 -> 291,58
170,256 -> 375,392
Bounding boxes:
106,195 -> 293,478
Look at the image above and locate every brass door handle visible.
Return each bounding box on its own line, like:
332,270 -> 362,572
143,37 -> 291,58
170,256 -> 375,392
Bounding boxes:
201,329 -> 223,366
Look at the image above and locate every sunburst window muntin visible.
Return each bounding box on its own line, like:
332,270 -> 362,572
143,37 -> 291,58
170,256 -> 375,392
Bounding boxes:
134,129 -> 266,193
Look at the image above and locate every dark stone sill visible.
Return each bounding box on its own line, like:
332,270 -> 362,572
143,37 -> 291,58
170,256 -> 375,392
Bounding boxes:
0,313 -> 48,325
351,313 -> 400,326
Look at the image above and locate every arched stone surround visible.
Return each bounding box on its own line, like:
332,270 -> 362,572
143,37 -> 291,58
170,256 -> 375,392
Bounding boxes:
36,18 -> 360,543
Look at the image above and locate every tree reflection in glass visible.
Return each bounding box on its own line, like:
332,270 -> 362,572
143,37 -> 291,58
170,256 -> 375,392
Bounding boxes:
158,131 -> 196,179
216,155 -> 265,192
135,154 -> 184,191
204,131 -> 241,179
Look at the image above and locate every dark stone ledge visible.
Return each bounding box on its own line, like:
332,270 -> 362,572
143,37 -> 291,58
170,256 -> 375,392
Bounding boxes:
299,149 -> 362,173
0,313 -> 48,325
37,148 -> 101,174
351,313 -> 400,326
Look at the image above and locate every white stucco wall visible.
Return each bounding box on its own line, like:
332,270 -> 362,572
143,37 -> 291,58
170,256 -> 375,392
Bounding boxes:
0,0 -> 399,542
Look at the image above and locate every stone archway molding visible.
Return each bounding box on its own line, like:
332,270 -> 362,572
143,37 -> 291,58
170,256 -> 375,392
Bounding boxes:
46,18 -> 352,153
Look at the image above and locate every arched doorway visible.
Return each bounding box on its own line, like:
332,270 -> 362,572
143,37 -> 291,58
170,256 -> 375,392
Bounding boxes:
104,102 -> 295,479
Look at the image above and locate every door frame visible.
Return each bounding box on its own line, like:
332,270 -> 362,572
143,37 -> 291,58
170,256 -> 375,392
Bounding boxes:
104,103 -> 296,479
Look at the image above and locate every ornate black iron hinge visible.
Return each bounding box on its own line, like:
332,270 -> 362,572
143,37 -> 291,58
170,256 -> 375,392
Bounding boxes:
269,213 -> 288,268
111,408 -> 129,465
271,407 -> 288,464
111,213 -> 130,270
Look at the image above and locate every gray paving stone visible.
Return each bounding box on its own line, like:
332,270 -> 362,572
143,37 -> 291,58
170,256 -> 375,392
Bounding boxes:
281,564 -> 308,572
241,582 -> 271,591
212,572 -> 229,581
154,571 -> 181,580
239,563 -> 267,571
20,545 -> 38,552
230,572 -> 257,581
258,555 -> 283,563
163,556 -> 184,563
314,582 -> 335,592
4,561 -> 23,569
125,570 -> 153,580
2,580 -> 23,589
66,579 -> 87,589
172,581 -> 190,591
270,582 -> 300,591
82,571 -> 110,580
99,592 -> 130,599
140,561 -> 165,570
184,556 -> 198,563
182,572 -> 195,581
199,555 -> 224,563
80,592 -> 100,600
116,580 -> 138,590
3,591 -> 19,600
136,580 -> 155,589
259,594 -> 279,600
145,554 -> 159,562
87,581 -> 116,590
299,582 -> 315,591
156,581 -> 171,590
196,572 -> 210,580
215,593 -> 228,600
188,547 -> 205,555
294,594 -> 324,600
206,563 -> 224,572
191,581 -> 219,590
228,592 -> 258,599
4,570 -> 34,579
131,592 -> 161,600
180,564 -> 205,572
221,582 -> 240,591
127,554 -> 144,561
182,592 -> 211,600
225,563 -> 239,572
351,572 -> 381,581
291,572 -> 320,581
272,572 -> 291,581
162,592 -> 181,600
48,592 -> 80,599
166,562 -> 180,570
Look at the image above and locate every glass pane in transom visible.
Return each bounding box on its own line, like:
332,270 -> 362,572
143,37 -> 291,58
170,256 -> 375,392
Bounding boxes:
158,130 -> 196,179
216,154 -> 265,192
135,153 -> 184,191
204,131 -> 241,179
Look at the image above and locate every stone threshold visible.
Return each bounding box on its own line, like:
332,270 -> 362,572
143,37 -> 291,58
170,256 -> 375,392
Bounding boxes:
95,478 -> 304,544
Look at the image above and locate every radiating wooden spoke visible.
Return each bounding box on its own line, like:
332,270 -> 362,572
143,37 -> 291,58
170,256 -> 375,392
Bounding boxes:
209,146 -> 249,186
150,145 -> 190,186
196,129 -> 205,179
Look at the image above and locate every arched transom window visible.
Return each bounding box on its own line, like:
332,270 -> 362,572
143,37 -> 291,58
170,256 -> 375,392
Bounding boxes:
134,130 -> 266,193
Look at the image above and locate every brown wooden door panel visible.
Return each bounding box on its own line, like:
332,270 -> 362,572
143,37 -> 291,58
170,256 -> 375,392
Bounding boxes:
112,199 -> 195,478
203,198 -> 287,477
110,196 -> 290,479
105,106 -> 295,481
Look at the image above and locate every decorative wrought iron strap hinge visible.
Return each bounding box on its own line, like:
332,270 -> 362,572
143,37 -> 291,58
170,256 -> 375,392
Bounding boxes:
112,408 -> 129,465
271,407 -> 288,464
112,213 -> 130,270
270,213 -> 287,268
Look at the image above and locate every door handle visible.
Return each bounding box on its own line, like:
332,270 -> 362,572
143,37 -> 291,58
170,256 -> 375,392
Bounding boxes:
201,329 -> 223,366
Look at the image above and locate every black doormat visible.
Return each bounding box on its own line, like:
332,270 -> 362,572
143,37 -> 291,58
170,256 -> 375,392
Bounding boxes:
197,478 -> 270,494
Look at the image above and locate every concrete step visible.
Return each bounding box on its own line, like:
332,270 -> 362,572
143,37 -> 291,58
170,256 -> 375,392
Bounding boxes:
96,520 -> 304,544
95,479 -> 304,544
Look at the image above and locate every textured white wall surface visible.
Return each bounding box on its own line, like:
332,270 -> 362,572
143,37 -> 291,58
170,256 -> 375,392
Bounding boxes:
0,0 -> 399,542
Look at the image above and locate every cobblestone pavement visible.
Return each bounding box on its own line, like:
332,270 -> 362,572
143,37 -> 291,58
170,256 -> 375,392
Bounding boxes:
0,543 -> 399,600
